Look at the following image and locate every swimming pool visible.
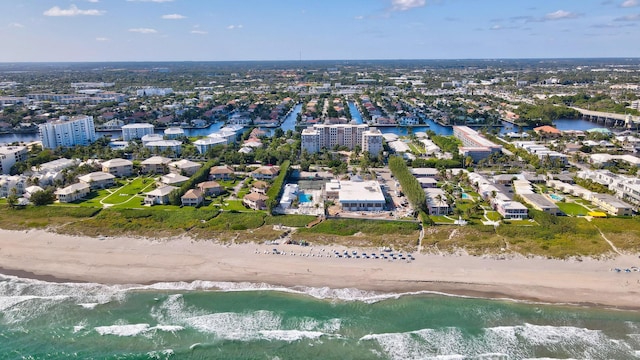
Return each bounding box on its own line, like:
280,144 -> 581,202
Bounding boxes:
461,193 -> 471,199
299,193 -> 312,203
549,194 -> 563,201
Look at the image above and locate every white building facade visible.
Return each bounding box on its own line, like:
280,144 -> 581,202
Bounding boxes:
122,123 -> 155,141
39,115 -> 97,149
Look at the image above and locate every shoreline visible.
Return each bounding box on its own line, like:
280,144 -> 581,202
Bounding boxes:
1,228 -> 639,310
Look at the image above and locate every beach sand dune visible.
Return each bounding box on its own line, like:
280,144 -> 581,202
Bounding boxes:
0,229 -> 638,309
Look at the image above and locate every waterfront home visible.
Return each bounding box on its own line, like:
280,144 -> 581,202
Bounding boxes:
209,165 -> 235,180
251,180 -> 269,194
101,158 -> 133,177
140,156 -> 172,174
144,185 -> 177,206
78,172 -> 115,189
55,183 -> 90,203
251,165 -> 280,180
243,192 -> 268,210
159,173 -> 189,186
169,159 -> 201,176
181,188 -> 204,207
197,181 -> 222,197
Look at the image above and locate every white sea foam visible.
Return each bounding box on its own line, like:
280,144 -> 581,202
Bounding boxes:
73,325 -> 85,333
94,323 -> 184,337
258,330 -> 326,342
361,323 -> 634,360
95,323 -> 151,337
78,303 -> 99,309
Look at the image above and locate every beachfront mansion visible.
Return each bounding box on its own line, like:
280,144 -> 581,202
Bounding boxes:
301,124 -> 383,155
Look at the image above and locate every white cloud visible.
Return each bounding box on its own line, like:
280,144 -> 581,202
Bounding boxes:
544,10 -> 579,20
621,0 -> 639,7
615,13 -> 640,21
43,4 -> 105,16
128,28 -> 157,34
391,0 -> 426,11
162,14 -> 186,19
191,30 -> 208,34
96,37 -> 109,41
227,24 -> 243,30
127,0 -> 174,2
87,0 -> 99,3
9,23 -> 25,28
354,15 -> 364,20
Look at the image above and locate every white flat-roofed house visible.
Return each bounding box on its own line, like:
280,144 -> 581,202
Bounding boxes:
181,188 -> 204,207
520,194 -> 561,215
144,185 -> 177,205
417,177 -> 438,188
140,156 -> 172,174
101,158 -> 133,177
425,188 -> 449,215
494,198 -> 528,219
78,172 -> 115,189
411,168 -> 439,178
591,194 -> 633,216
169,159 -> 201,176
55,182 -> 90,203
337,180 -> 386,212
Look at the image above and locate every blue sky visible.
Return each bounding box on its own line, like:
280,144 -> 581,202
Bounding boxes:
1,0 -> 639,62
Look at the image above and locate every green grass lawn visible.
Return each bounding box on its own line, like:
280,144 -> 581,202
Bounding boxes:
264,214 -> 318,227
102,177 -> 155,205
485,211 -> 502,221
556,202 -> 590,216
298,218 -> 420,236
430,215 -> 455,224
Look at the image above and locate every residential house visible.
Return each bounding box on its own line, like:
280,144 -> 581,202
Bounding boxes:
102,158 -> 133,177
78,172 -> 115,189
197,181 -> 223,197
159,173 -> 189,186
144,185 -> 177,205
169,159 -> 201,176
251,165 -> 280,180
243,192 -> 268,210
251,180 -> 269,194
209,165 -> 235,180
55,183 -> 90,203
181,189 -> 204,207
140,156 -> 172,174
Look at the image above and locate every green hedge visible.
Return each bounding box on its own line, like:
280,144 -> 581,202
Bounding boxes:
266,160 -> 291,212
388,156 -> 427,213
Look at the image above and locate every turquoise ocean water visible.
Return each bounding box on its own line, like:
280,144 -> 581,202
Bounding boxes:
1,273 -> 640,359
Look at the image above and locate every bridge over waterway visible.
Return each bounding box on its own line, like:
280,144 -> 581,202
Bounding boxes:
572,107 -> 640,129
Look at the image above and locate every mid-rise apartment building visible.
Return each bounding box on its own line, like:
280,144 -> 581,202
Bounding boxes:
301,124 -> 383,155
0,146 -> 27,174
39,115 -> 97,149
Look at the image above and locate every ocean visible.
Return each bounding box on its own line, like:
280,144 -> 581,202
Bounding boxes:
1,274 -> 639,360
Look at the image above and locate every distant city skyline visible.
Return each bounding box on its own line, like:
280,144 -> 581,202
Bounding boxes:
1,0 -> 639,62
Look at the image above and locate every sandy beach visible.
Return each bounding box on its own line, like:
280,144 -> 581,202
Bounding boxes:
0,228 -> 639,309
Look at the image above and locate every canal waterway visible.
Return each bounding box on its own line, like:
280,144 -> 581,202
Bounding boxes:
0,104 -> 622,146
